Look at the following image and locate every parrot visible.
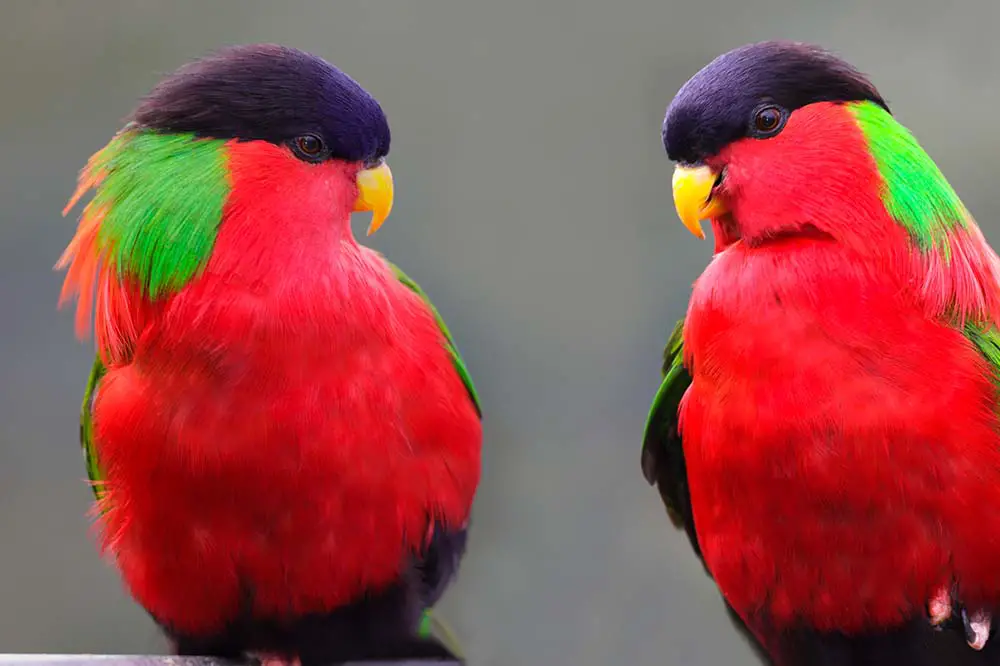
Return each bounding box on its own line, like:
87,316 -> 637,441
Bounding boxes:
641,40 -> 1000,665
56,44 -> 482,665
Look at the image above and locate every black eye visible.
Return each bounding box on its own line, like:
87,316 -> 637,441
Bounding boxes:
751,105 -> 785,137
291,134 -> 326,161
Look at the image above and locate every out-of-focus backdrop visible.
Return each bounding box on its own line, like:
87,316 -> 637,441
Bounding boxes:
2,1 -> 998,664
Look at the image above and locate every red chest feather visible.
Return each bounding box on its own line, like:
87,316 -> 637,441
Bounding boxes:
91,248 -> 481,634
681,238 -> 1000,633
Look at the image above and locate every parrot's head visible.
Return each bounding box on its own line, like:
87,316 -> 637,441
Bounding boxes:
57,44 -> 394,354
662,41 -> 914,253
130,43 -> 393,236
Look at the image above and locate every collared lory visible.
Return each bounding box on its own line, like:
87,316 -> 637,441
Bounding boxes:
642,40 -> 1000,665
57,44 -> 482,665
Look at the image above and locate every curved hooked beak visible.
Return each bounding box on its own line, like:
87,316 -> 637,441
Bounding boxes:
353,160 -> 394,236
671,164 -> 729,239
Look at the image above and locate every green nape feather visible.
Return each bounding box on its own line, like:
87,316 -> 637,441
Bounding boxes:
68,129 -> 226,502
850,101 -> 1000,373
86,129 -> 229,299
848,101 -> 968,253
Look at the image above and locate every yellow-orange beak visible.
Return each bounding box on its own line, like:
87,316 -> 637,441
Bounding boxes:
353,161 -> 394,236
671,164 -> 728,239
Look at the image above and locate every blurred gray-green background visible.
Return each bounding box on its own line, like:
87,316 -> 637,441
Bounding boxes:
2,1 -> 998,665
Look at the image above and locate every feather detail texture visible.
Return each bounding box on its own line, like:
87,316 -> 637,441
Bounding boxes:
57,129 -> 230,363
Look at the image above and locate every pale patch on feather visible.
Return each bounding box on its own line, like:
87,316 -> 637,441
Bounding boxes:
913,213 -> 1000,327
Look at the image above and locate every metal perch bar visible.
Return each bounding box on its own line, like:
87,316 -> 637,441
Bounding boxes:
0,658 -> 461,666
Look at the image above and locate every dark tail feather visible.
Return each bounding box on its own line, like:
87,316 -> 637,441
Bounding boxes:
773,618 -> 1000,666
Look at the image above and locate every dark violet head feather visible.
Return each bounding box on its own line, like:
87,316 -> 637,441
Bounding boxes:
662,41 -> 888,164
130,43 -> 390,164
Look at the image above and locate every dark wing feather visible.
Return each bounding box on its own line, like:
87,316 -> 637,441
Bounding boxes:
640,318 -> 702,560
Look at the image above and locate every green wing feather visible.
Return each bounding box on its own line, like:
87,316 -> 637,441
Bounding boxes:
80,355 -> 107,500
639,318 -> 702,558
386,259 -> 482,418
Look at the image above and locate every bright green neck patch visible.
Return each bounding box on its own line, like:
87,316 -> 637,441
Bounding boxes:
848,101 -> 967,252
849,102 -> 1000,354
87,130 -> 230,299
